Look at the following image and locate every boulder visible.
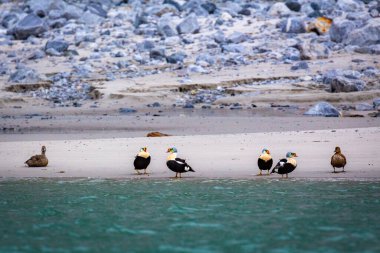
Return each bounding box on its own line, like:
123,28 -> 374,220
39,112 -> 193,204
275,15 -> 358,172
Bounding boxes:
337,0 -> 364,12
149,48 -> 166,60
226,32 -> 249,44
176,14 -> 200,34
166,52 -> 187,64
157,16 -> 178,37
329,18 -> 356,43
355,103 -> 373,111
285,0 -> 301,12
345,19 -> 380,47
268,2 -> 292,17
304,102 -> 340,117
86,3 -> 107,18
201,2 -> 217,14
295,41 -> 330,60
8,67 -> 41,84
330,76 -> 366,92
9,14 -> 47,40
280,18 -> 306,33
291,61 -> 309,70
45,39 -> 69,56
2,13 -> 19,29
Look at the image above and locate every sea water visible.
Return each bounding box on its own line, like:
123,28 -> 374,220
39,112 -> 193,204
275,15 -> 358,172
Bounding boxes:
0,178 -> 379,253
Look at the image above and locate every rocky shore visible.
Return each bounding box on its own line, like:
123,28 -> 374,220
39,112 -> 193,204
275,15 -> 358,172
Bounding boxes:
0,0 -> 379,118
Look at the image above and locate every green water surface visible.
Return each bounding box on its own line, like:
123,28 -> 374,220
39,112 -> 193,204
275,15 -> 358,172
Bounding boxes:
0,179 -> 379,253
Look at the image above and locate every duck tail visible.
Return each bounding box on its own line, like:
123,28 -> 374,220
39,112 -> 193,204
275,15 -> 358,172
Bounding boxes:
271,166 -> 278,174
186,164 -> 195,172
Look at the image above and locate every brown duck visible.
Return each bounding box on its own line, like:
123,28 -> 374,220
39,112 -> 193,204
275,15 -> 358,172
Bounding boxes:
25,146 -> 48,167
331,146 -> 346,173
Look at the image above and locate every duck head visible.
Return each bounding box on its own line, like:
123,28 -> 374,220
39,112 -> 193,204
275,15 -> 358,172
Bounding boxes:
140,147 -> 148,152
286,152 -> 298,158
334,146 -> 341,153
167,147 -> 178,154
41,146 -> 46,155
262,148 -> 270,154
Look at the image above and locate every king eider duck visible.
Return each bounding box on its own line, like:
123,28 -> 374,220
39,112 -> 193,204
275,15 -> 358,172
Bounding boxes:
331,146 -> 346,173
271,152 -> 298,178
166,147 -> 194,178
25,146 -> 48,167
133,147 -> 151,174
257,148 -> 273,175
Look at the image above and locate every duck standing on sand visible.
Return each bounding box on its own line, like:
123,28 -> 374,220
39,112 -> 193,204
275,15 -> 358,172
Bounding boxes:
25,146 -> 48,167
134,147 -> 151,174
166,147 -> 194,178
331,146 -> 346,173
257,148 -> 273,175
271,152 -> 298,178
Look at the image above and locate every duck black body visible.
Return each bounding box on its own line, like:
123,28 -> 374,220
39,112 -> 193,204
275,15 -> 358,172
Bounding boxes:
133,147 -> 151,174
257,148 -> 273,175
166,147 -> 194,178
271,152 -> 298,178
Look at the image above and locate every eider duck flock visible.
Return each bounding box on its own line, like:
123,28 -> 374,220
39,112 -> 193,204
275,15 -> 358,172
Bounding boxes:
25,145 -> 347,178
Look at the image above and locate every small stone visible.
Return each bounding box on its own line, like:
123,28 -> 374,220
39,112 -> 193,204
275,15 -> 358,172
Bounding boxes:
45,39 -> 69,55
291,62 -> 309,71
150,48 -> 166,60
10,14 -> 47,40
373,98 -> 380,108
119,108 -> 137,114
183,103 -> 194,109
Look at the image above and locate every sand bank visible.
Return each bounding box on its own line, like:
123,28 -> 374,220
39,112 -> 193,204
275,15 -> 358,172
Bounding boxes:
1,127 -> 379,179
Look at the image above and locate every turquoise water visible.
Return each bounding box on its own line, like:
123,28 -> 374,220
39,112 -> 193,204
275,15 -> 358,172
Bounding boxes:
1,179 -> 380,253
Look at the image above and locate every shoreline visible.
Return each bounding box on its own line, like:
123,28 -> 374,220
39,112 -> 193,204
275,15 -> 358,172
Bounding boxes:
1,127 -> 379,179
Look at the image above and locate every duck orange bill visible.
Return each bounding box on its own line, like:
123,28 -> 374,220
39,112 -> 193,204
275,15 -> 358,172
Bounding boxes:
293,153 -> 298,157
166,148 -> 171,153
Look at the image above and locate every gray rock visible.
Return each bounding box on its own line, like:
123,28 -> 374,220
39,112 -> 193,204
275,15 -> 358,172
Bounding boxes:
268,2 -> 292,17
119,108 -> 137,114
337,0 -> 364,12
157,16 -> 178,37
283,47 -> 301,61
10,14 -> 47,40
196,54 -> 216,65
330,76 -> 366,92
79,10 -> 103,25
295,41 -> 330,60
285,0 -> 301,12
345,19 -> 380,47
8,67 -> 41,83
28,49 -> 45,60
201,2 -> 217,14
150,48 -> 166,60
329,18 -> 356,43
45,40 -> 69,55
373,98 -> 380,108
87,3 -> 107,18
355,103 -> 373,111
136,40 -> 155,52
183,103 -> 194,109
280,18 -> 306,33
222,44 -> 246,53
163,0 -> 182,11
176,14 -> 200,34
166,52 -> 187,64
227,32 -> 249,44
304,102 -> 340,117
354,44 -> 380,55
291,61 -> 309,70
238,8 -> 251,16
2,13 -> 19,29
213,31 -> 226,44
62,5 -> 83,20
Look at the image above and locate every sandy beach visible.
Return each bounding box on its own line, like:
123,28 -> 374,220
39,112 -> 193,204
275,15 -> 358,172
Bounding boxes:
1,127 -> 379,179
